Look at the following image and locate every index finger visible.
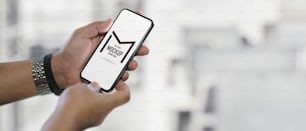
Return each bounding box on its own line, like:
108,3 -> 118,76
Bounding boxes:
103,80 -> 130,108
136,45 -> 149,56
136,10 -> 143,15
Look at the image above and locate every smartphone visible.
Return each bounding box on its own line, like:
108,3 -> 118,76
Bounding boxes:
81,9 -> 154,92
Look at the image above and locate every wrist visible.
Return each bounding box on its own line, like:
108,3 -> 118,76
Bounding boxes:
51,53 -> 67,89
43,105 -> 81,131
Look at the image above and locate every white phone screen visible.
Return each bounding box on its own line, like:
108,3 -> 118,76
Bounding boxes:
81,9 -> 154,92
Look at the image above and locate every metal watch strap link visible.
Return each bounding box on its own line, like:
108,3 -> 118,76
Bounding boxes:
32,57 -> 51,95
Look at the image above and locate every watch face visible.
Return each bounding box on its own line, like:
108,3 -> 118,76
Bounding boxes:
81,9 -> 154,91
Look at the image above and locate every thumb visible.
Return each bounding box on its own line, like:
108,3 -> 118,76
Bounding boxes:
77,18 -> 113,39
95,18 -> 113,35
104,80 -> 130,108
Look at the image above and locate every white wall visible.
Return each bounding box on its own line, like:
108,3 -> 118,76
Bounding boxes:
0,0 -> 7,61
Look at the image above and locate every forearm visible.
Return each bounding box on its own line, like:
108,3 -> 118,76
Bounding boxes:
0,60 -> 37,105
42,104 -> 81,131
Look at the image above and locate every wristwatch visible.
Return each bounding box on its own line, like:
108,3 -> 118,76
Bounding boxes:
32,54 -> 64,96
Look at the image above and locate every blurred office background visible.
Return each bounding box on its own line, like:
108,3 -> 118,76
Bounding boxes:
1,0 -> 306,131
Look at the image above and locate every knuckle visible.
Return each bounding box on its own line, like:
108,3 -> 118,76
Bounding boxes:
72,28 -> 83,37
64,84 -> 87,97
122,91 -> 130,103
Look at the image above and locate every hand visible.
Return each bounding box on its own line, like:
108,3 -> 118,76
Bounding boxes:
51,19 -> 149,89
42,81 -> 130,130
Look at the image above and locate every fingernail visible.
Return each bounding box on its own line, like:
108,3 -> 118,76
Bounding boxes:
87,83 -> 100,92
92,82 -> 100,87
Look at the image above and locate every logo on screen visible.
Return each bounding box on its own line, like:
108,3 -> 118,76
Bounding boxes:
100,31 -> 136,63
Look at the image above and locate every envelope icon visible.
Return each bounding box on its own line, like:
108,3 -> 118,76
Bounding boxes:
100,31 -> 136,63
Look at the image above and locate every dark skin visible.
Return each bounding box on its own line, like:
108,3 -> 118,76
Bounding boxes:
0,19 -> 149,105
42,81 -> 131,131
0,11 -> 150,130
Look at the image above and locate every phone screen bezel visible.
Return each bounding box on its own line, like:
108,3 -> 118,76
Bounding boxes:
80,8 -> 154,92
